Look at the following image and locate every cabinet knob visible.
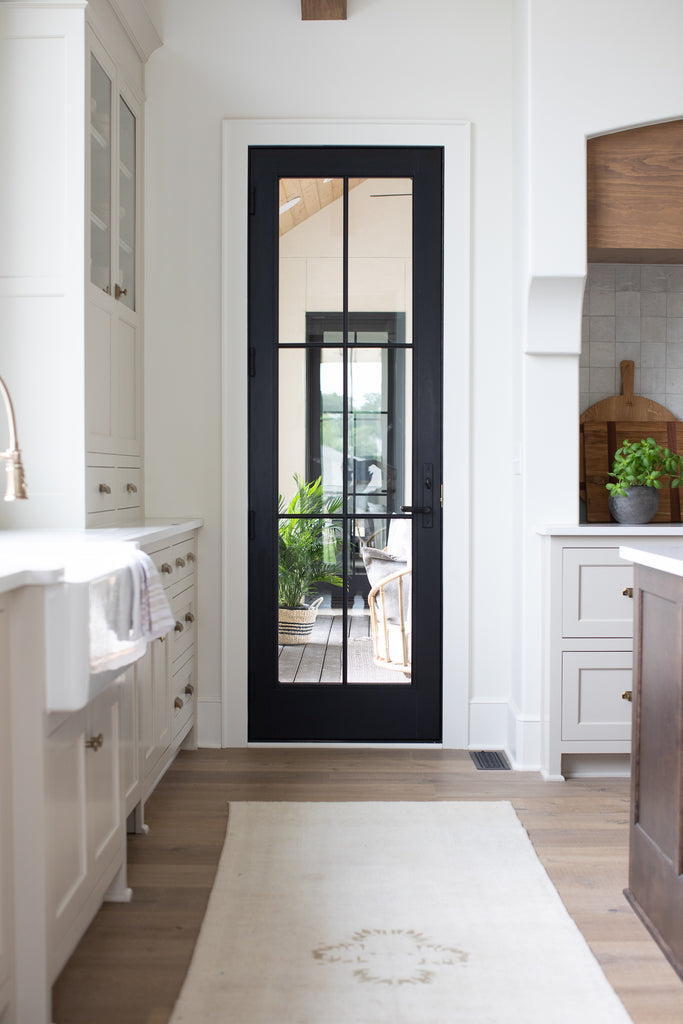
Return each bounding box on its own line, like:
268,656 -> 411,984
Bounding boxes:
126,482 -> 138,494
114,283 -> 128,300
174,696 -> 184,709
85,733 -> 104,750
174,620 -> 184,633
187,552 -> 196,563
184,611 -> 195,623
621,690 -> 633,702
622,587 -> 633,598
160,563 -> 172,574
184,683 -> 195,696
175,556 -> 186,568
99,483 -> 111,494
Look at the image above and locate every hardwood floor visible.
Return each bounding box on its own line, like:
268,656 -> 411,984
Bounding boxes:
52,749 -> 683,1023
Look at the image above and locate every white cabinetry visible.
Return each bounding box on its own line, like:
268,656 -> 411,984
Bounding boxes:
85,21 -> 144,524
46,684 -> 128,982
542,530 -> 683,779
0,1 -> 159,531
0,602 -> 14,1023
137,531 -> 198,804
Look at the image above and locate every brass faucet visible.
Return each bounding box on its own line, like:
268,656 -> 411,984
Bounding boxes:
0,376 -> 27,500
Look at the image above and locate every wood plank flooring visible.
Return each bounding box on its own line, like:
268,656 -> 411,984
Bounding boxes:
279,609 -> 406,683
51,749 -> 683,1023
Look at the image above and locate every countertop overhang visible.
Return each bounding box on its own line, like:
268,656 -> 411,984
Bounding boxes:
0,519 -> 203,595
619,542 -> 683,578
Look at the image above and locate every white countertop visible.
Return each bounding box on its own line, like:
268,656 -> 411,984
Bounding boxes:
538,524 -> 683,536
0,518 -> 203,595
619,542 -> 683,578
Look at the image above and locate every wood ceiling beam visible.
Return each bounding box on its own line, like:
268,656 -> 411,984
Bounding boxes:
301,0 -> 347,20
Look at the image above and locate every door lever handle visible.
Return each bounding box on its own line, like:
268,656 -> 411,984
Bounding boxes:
400,505 -> 432,514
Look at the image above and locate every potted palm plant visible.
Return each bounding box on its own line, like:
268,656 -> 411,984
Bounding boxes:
606,437 -> 683,523
278,475 -> 343,644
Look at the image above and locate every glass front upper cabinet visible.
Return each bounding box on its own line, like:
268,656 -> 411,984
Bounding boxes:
89,52 -> 137,312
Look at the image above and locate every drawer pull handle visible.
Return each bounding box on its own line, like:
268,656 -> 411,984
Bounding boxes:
175,556 -> 186,568
85,733 -> 104,751
187,552 -> 196,563
126,482 -> 138,494
621,690 -> 633,702
114,283 -> 128,300
160,563 -> 172,574
98,483 -> 111,494
174,620 -> 184,633
184,612 -> 195,623
174,696 -> 184,709
184,683 -> 195,696
622,587 -> 633,598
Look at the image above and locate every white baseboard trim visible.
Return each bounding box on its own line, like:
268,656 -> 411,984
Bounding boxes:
197,699 -> 223,747
506,703 -> 541,772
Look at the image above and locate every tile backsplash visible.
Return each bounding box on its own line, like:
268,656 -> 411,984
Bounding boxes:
581,264 -> 683,418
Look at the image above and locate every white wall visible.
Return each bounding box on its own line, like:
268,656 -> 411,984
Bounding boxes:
142,0 -> 683,758
143,0 -> 518,748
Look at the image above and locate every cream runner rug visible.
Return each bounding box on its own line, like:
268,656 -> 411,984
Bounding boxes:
170,801 -> 632,1024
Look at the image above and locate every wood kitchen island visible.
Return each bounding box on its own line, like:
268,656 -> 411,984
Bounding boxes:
619,542 -> 683,980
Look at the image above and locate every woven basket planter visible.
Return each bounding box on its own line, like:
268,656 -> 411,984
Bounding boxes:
277,597 -> 324,645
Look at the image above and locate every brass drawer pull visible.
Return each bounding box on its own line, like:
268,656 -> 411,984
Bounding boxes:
184,612 -> 195,624
174,620 -> 184,633
184,683 -> 195,696
85,733 -> 104,750
175,556 -> 186,568
126,482 -> 138,494
622,587 -> 633,598
114,283 -> 128,300
174,697 -> 184,710
98,483 -> 111,494
160,563 -> 172,574
621,690 -> 633,702
187,552 -> 196,563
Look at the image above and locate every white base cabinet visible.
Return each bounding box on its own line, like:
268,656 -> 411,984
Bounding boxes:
541,530 -> 683,779
46,684 -> 129,984
0,602 -> 14,1024
136,531 -> 198,809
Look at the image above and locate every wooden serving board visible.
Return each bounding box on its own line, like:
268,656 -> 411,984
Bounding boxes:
580,362 -> 681,522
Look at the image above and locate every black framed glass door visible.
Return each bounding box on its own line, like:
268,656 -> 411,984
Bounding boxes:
248,146 -> 443,741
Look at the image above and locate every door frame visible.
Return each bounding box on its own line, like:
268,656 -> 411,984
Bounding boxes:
221,119 -> 471,748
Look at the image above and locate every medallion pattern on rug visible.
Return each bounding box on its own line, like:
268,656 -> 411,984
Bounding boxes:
313,928 -> 469,986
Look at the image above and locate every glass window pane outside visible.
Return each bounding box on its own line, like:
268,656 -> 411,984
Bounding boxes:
90,55 -> 111,294
118,97 -> 136,311
279,178 -> 343,344
348,178 -> 413,342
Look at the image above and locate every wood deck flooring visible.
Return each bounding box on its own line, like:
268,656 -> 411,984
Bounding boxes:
279,609 -> 406,683
51,748 -> 683,1024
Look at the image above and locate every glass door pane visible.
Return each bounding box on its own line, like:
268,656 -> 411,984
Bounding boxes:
118,97 -> 136,310
277,178 -> 413,686
89,55 -> 112,295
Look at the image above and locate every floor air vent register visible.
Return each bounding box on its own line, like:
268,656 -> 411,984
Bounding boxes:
470,750 -> 510,770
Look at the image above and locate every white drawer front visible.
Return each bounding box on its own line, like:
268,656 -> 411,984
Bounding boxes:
171,535 -> 196,584
170,586 -> 195,663
116,467 -> 142,509
149,545 -> 175,589
86,466 -> 117,513
561,651 -> 632,741
562,548 -> 634,638
171,655 -> 195,740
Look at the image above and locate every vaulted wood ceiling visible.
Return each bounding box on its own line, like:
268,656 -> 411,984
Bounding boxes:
279,178 -> 365,236
301,0 -> 347,19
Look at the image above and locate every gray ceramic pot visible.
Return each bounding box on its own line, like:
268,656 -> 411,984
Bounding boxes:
608,485 -> 659,524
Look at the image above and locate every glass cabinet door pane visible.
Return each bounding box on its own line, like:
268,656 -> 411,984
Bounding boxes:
118,97 -> 136,311
90,55 -> 112,294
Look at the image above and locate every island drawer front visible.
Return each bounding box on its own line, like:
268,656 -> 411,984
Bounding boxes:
562,548 -> 634,638
561,651 -> 633,741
